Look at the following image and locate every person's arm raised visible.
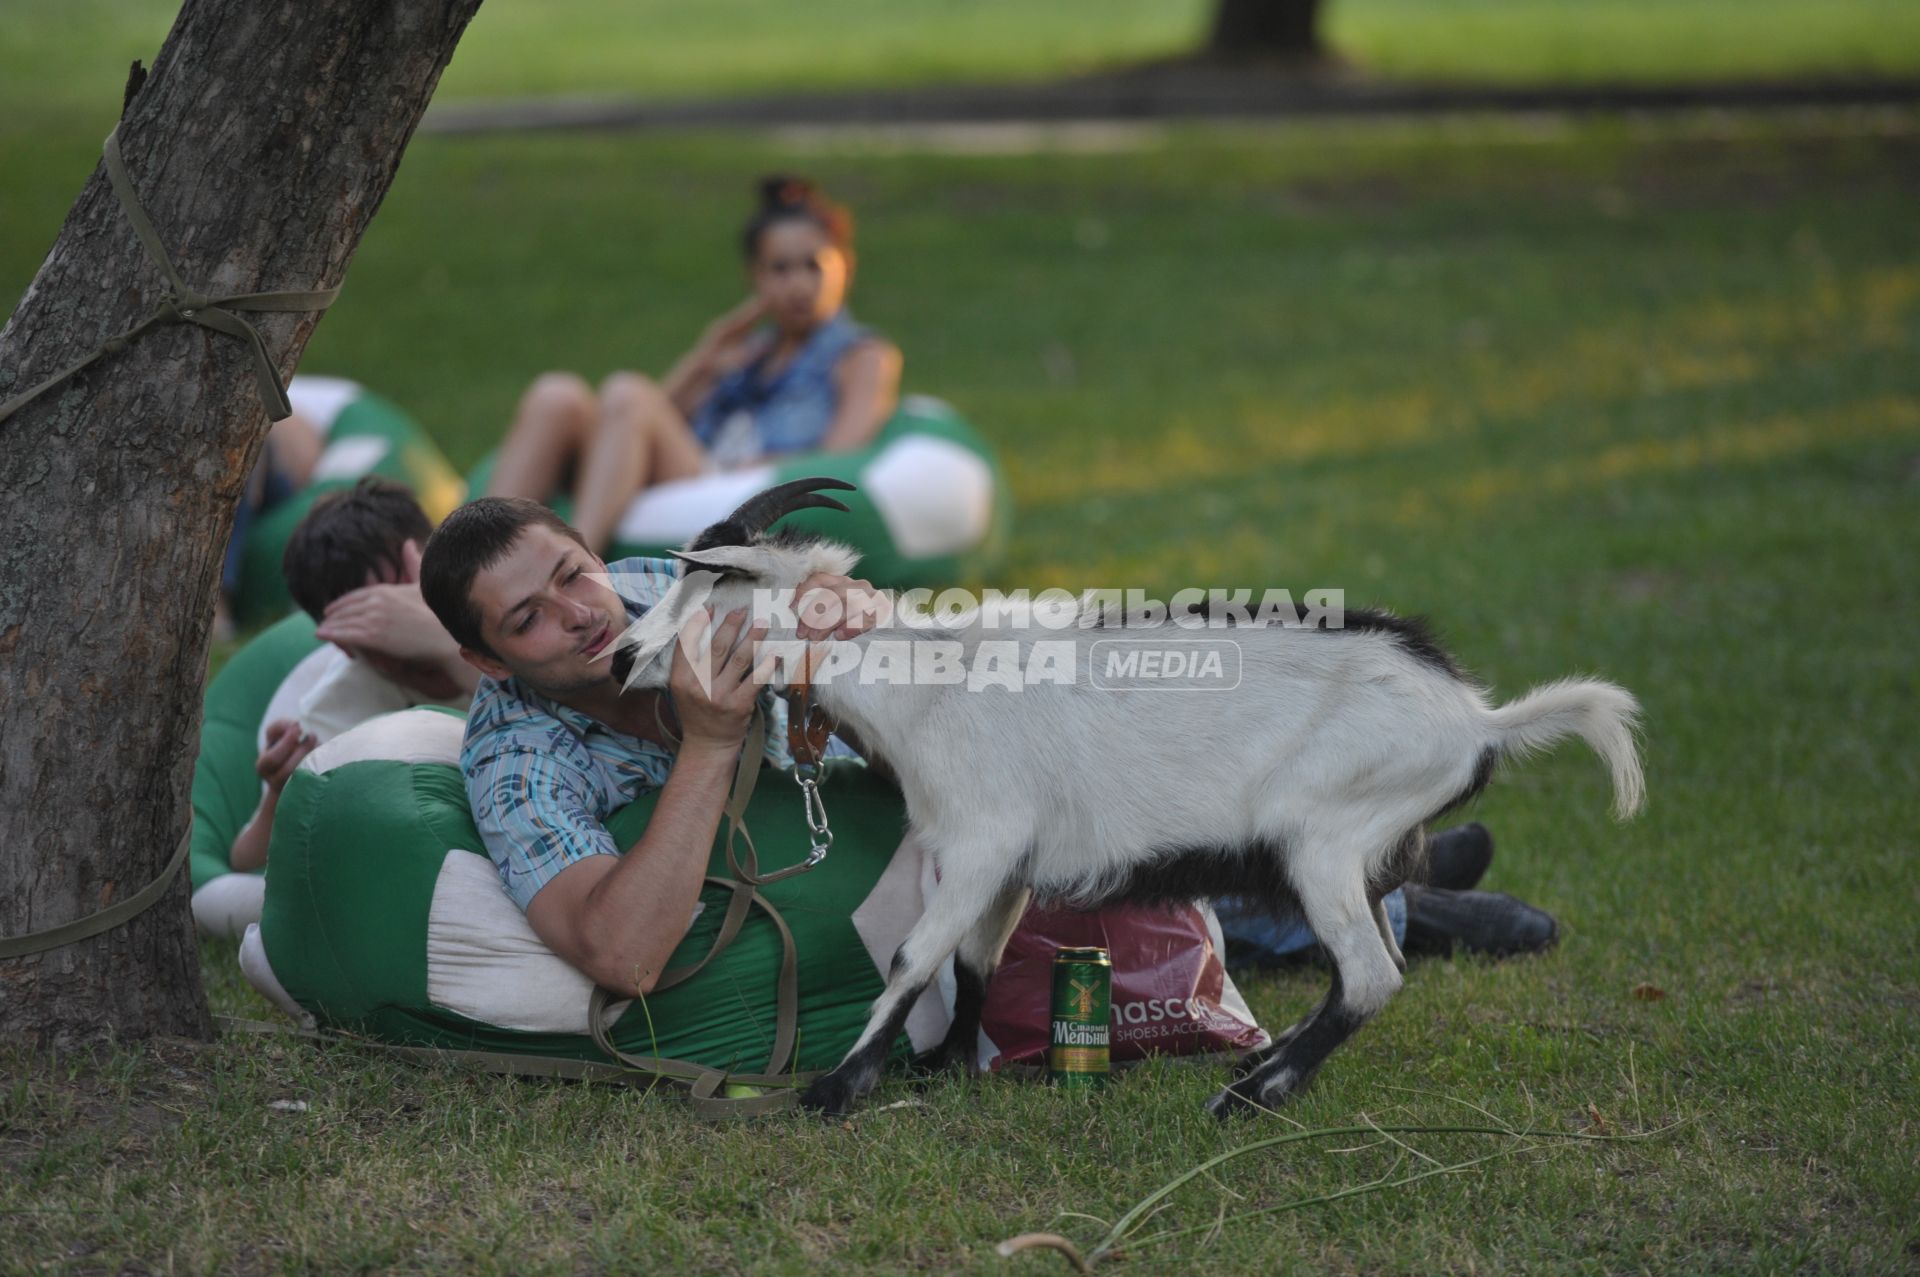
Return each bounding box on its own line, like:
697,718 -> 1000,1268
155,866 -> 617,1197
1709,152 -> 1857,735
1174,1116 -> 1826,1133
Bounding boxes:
661,295 -> 771,419
523,607 -> 773,995
315,540 -> 480,694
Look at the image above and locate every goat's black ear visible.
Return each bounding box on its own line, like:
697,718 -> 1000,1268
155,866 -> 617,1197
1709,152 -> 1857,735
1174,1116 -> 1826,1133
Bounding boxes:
669,546 -> 764,579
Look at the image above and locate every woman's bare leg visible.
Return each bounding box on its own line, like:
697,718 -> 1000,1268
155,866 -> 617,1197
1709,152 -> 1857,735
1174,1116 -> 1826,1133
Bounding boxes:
487,372 -> 598,502
266,410 -> 323,490
571,372 -> 707,554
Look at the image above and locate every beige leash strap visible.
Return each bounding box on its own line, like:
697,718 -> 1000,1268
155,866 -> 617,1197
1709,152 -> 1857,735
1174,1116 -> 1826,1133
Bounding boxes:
0,126 -> 341,427
585,868 -> 816,1119
216,1014 -> 813,1122
0,824 -> 192,960
212,863 -> 816,1123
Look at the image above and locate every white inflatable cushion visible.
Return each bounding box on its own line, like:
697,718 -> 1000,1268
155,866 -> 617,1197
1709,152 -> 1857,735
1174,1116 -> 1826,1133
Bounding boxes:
862,436 -> 995,559
285,375 -> 363,435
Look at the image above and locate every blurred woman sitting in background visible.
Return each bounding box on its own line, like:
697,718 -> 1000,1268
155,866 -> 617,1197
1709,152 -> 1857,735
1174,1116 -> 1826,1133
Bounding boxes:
485,175 -> 903,553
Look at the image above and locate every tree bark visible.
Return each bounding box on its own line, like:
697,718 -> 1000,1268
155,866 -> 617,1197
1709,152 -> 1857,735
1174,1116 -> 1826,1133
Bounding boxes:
1206,0 -> 1326,60
0,0 -> 482,1046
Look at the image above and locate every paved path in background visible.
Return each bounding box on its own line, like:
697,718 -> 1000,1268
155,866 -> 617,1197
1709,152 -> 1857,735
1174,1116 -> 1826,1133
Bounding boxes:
423,64 -> 1920,136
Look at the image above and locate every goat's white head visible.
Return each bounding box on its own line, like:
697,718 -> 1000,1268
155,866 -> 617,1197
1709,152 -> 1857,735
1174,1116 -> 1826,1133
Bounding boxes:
603,477 -> 863,693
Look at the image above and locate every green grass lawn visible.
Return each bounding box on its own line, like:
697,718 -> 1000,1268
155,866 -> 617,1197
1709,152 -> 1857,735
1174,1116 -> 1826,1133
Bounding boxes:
6,0 -> 1920,136
2,103 -> 1917,1271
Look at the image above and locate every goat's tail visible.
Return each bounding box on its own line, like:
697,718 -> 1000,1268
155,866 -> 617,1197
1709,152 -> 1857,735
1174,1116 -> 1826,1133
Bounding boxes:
1485,678 -> 1645,819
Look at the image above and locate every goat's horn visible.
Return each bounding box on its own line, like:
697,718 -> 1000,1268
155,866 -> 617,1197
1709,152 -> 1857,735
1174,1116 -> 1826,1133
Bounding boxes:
689,476 -> 857,549
732,476 -> 856,532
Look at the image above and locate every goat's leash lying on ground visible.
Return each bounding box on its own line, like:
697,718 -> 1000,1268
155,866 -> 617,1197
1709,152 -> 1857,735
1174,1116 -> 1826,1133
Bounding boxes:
0,125 -> 341,427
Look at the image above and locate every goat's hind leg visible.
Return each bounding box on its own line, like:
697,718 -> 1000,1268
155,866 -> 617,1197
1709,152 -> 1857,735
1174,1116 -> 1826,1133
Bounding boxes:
1236,889 -> 1401,1084
1375,894 -> 1406,975
1208,849 -> 1405,1119
1373,826 -> 1422,977
800,862 -> 1016,1116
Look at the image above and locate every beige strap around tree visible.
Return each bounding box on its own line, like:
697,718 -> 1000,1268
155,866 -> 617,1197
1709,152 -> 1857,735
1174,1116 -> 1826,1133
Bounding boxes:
0,125 -> 340,953
0,825 -> 191,960
0,126 -> 341,427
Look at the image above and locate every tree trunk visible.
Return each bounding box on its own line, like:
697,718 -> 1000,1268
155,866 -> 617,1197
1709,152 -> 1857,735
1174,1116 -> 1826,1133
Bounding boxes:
0,0 -> 482,1046
1206,0 -> 1326,60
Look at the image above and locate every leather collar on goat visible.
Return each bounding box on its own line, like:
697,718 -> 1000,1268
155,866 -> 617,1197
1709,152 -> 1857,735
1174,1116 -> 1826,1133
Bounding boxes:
785,643 -> 835,769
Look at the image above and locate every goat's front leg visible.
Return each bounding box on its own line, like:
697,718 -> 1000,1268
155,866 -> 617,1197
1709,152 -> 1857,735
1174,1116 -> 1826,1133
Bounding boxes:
800,862 -> 1014,1116
920,879 -> 1031,1075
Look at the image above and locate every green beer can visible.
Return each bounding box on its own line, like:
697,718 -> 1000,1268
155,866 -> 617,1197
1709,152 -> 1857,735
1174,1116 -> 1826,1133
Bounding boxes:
1049,946 -> 1113,1087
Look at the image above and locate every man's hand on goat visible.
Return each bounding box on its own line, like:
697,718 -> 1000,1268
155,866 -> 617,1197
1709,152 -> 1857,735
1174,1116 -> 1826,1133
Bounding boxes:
793,572 -> 889,641
672,607 -> 774,749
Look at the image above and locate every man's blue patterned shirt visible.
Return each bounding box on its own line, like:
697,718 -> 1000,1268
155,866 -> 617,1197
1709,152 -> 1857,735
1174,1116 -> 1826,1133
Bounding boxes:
461,555 -> 859,910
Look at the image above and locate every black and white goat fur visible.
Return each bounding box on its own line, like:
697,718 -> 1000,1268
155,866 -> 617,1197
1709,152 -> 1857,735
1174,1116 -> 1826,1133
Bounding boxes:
608,479 -> 1645,1118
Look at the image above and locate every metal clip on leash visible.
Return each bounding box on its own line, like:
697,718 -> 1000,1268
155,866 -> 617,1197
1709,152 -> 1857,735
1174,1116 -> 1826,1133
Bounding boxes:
792,746 -> 833,871
785,646 -> 835,874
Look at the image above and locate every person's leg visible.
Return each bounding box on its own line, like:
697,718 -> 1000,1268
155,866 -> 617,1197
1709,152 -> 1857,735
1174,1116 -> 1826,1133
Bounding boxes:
1400,885 -> 1557,957
486,372 -> 599,503
569,372 -> 707,554
1426,822 -> 1494,891
264,409 -> 323,491
1217,824 -> 1518,967
1217,888 -> 1408,967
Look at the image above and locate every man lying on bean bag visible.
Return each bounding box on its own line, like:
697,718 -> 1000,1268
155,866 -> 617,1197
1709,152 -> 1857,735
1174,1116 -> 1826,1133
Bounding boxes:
418,496 -> 883,997
193,479 -> 475,935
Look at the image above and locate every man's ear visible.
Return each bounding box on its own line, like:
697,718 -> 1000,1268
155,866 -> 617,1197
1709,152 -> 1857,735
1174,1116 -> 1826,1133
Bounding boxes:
401,538 -> 424,585
459,646 -> 511,684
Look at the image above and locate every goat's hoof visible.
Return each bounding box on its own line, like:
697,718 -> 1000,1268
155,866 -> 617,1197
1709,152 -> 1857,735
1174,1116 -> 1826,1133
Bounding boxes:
1205,1081 -> 1266,1121
1229,1047 -> 1275,1080
1230,1027 -> 1303,1079
798,1073 -> 860,1117
1208,1062 -> 1310,1119
912,1044 -> 977,1077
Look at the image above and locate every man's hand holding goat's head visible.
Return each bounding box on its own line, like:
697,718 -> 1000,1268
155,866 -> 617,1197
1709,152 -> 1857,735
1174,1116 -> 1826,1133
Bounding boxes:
601,477 -> 884,694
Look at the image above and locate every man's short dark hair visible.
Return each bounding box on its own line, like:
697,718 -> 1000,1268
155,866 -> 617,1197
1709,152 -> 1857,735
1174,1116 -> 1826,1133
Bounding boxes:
420,497 -> 590,658
283,477 -> 434,622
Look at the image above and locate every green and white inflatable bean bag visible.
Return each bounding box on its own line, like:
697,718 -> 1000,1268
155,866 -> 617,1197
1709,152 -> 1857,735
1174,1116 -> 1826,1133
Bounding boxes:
466,395 -> 1010,589
190,613 -> 327,936
234,376 -> 467,626
194,611 -> 438,938
241,708 -> 946,1076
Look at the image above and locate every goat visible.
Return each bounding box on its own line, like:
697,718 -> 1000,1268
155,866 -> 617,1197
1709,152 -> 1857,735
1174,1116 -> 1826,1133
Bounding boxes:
607,478 -> 1645,1118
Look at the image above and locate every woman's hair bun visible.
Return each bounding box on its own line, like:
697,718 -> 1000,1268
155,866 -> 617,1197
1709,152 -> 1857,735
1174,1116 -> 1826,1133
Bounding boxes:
742,174 -> 854,259
758,174 -> 818,212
